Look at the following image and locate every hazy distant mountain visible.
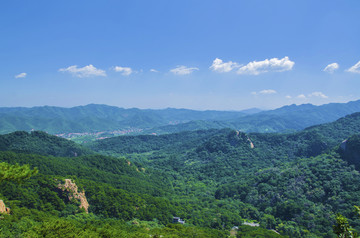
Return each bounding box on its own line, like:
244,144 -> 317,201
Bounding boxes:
228,100 -> 360,132
0,104 -> 246,134
142,120 -> 233,135
144,100 -> 360,134
239,108 -> 263,114
1,100 -> 360,135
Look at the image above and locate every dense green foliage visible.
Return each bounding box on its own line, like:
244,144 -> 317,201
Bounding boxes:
0,206 -> 229,237
0,152 -> 235,237
236,226 -> 285,237
3,110 -> 360,237
88,129 -> 228,154
333,213 -> 358,238
89,112 -> 360,183
0,162 -> 37,183
0,137 -> 247,237
85,112 -> 360,237
246,112 -> 360,159
0,131 -> 92,157
0,151 -> 167,196
215,153 -> 360,236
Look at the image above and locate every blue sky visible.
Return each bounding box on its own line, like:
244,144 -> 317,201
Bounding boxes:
1,0 -> 360,110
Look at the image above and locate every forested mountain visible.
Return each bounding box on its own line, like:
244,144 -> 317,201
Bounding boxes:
86,111 -> 360,237
89,111 -> 360,160
1,100 -> 360,136
88,129 -> 229,154
143,100 -> 360,135
248,112 -> 360,158
0,136 -> 235,237
338,133 -> 360,169
228,100 -> 360,133
0,152 -> 235,237
0,104 -> 246,134
2,111 -> 360,237
0,130 -> 92,157
142,120 -> 233,135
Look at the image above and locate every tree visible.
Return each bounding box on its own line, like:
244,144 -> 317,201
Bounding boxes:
333,214 -> 358,238
0,162 -> 38,183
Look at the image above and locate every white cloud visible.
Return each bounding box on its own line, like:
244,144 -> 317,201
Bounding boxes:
252,89 -> 277,95
285,95 -> 292,99
259,89 -> 277,94
114,66 -> 133,76
323,63 -> 339,73
237,56 -> 295,75
346,61 -> 360,73
150,69 -> 159,73
170,65 -> 199,75
297,94 -> 306,99
15,72 -> 27,78
209,58 -> 240,73
309,91 -> 328,99
59,65 -> 106,78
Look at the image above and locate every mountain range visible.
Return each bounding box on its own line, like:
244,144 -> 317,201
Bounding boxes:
2,109 -> 360,236
1,100 -> 360,136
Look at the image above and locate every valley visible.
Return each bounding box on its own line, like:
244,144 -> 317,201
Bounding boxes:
1,103 -> 360,237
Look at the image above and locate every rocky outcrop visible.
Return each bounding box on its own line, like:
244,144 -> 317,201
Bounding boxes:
340,139 -> 347,151
339,135 -> 360,170
58,179 -> 89,213
247,137 -> 254,148
0,200 -> 10,214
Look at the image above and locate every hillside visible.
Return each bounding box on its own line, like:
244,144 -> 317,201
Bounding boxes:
228,100 -> 360,133
0,131 -> 93,157
0,131 -> 92,157
142,120 -> 233,135
248,112 -> 360,159
1,100 -> 360,137
134,100 -> 360,135
0,104 -> 246,134
338,133 -> 360,169
86,112 -> 360,236
0,151 -> 232,237
89,111 -> 360,162
88,128 -> 230,154
0,129 -> 261,237
3,112 -> 360,237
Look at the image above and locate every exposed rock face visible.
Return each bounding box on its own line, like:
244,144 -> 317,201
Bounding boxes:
340,139 -> 347,151
58,179 -> 89,213
339,135 -> 360,170
247,137 -> 254,149
0,200 -> 10,214
243,221 -> 260,227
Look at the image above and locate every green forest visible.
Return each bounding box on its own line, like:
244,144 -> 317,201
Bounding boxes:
1,100 -> 360,136
2,111 -> 360,237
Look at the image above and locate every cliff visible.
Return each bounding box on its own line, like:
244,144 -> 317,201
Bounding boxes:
58,179 -> 89,213
0,200 -> 10,214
